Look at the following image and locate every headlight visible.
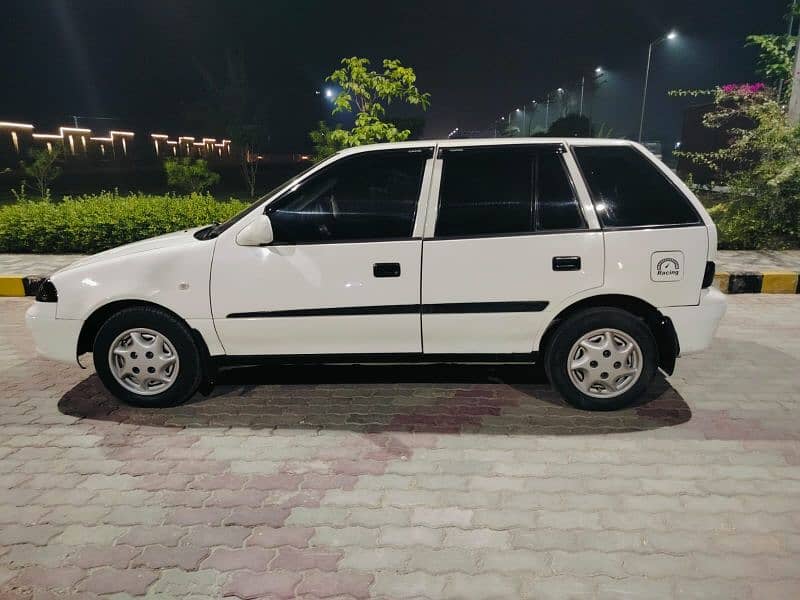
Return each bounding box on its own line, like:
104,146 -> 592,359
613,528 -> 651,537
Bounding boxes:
35,279 -> 58,303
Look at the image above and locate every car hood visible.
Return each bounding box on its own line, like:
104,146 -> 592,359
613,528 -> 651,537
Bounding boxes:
57,226 -> 208,273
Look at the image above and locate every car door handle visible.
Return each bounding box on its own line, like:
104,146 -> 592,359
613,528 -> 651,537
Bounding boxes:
552,256 -> 581,271
373,262 -> 401,278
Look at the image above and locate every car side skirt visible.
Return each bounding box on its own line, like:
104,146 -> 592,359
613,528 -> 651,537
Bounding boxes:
213,352 -> 540,368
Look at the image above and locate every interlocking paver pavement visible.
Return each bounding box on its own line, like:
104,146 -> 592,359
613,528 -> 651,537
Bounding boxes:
0,295 -> 799,598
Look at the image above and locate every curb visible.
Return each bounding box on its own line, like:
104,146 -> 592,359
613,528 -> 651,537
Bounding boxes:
0,275 -> 46,297
2,272 -> 799,297
714,271 -> 800,294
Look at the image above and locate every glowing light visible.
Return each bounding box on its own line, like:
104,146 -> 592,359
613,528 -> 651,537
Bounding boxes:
11,131 -> 18,153
90,137 -> 112,142
150,134 -> 168,139
202,138 -> 216,143
595,66 -> 603,74
0,121 -> 34,129
59,126 -> 90,135
666,30 -> 677,40
110,130 -> 134,137
32,133 -> 63,139
324,88 -> 334,98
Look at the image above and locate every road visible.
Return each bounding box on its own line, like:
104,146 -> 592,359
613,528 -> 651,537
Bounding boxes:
0,295 -> 799,598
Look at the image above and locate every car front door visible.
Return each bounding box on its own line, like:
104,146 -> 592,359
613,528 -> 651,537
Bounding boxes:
211,147 -> 433,356
421,143 -> 604,354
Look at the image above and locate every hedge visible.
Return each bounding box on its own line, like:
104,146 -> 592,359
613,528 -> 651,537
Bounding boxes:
0,192 -> 249,253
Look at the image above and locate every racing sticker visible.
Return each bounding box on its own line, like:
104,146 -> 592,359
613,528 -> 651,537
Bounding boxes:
651,251 -> 684,282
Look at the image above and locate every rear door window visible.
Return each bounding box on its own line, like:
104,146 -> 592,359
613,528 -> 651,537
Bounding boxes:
435,145 -> 585,237
573,145 -> 701,228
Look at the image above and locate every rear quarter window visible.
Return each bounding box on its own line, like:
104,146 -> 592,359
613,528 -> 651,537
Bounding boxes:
573,145 -> 701,228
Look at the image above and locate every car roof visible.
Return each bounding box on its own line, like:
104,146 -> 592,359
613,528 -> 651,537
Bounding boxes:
336,137 -> 635,156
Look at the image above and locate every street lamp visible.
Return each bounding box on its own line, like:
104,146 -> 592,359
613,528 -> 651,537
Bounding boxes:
638,30 -> 678,142
580,67 -> 606,117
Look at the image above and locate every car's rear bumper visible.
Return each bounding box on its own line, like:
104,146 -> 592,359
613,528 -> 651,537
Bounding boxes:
25,302 -> 82,364
661,287 -> 727,355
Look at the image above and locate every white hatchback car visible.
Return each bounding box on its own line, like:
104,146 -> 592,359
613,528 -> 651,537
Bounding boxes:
26,139 -> 726,410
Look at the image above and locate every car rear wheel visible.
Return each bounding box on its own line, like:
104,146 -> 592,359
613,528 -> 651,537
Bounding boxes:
93,306 -> 203,407
545,307 -> 658,411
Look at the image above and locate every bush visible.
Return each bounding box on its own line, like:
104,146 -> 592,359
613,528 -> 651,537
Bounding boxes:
0,191 -> 248,253
164,157 -> 221,193
671,83 -> 800,249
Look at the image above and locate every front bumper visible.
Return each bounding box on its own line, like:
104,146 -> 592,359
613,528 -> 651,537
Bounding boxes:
661,287 -> 727,355
25,302 -> 82,364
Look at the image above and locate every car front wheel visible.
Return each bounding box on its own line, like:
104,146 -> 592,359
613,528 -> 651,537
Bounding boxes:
93,306 -> 203,407
545,307 -> 658,411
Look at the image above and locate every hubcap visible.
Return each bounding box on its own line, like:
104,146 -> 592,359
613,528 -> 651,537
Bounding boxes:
108,328 -> 180,396
567,328 -> 642,399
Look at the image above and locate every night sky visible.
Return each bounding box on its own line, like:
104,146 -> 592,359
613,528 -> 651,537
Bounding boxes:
0,1 -> 790,152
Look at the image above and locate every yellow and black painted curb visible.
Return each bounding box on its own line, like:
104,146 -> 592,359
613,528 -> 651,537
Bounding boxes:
0,275 -> 46,297
2,272 -> 799,297
714,271 -> 800,294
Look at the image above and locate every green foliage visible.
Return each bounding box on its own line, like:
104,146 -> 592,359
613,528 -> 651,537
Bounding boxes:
311,57 -> 431,152
670,84 -> 800,249
164,157 -> 221,193
308,121 -> 346,162
0,191 -> 247,253
22,145 -> 62,200
746,34 -> 797,92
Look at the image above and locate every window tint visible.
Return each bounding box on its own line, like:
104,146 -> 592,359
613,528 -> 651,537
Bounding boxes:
268,150 -> 427,243
435,146 -> 584,237
537,150 -> 584,230
436,147 -> 532,237
573,145 -> 701,228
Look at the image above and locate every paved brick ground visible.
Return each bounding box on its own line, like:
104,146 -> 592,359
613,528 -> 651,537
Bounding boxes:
1,295 -> 799,599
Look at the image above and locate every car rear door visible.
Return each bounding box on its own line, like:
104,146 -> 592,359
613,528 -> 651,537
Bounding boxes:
420,143 -> 604,355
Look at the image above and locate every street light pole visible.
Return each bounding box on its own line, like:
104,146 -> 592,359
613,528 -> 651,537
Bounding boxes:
638,30 -> 677,143
545,97 -> 550,129
638,42 -> 654,142
579,76 -> 585,117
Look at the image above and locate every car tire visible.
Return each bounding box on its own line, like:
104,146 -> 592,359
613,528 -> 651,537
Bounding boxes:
544,307 -> 658,411
93,306 -> 203,408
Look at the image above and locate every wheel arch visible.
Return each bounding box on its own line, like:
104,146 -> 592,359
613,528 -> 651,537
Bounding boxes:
538,294 -> 679,375
77,299 -> 212,364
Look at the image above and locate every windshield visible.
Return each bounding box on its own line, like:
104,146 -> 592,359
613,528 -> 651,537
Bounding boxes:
200,159 -> 330,239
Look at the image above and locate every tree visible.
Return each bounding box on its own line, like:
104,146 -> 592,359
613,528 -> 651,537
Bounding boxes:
746,34 -> 797,96
309,57 -> 431,160
670,83 -> 800,248
23,145 -> 63,200
191,49 -> 268,147
240,146 -> 260,199
164,157 -> 220,194
308,121 -> 345,162
547,113 -> 594,137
